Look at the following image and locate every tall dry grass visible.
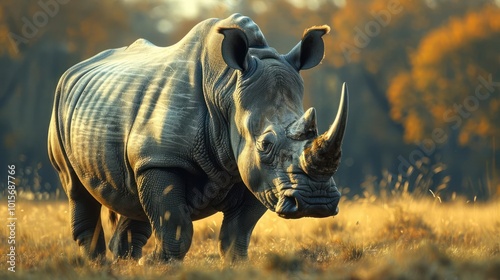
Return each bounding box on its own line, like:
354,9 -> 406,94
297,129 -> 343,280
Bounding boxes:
1,195 -> 499,279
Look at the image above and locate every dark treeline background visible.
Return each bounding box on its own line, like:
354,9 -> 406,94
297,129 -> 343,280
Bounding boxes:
1,0 -> 499,200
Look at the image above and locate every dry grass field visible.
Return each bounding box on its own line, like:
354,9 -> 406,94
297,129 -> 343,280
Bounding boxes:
1,194 -> 499,279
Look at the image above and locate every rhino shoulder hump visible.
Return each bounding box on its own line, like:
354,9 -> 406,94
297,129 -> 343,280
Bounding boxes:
223,13 -> 268,47
126,38 -> 157,50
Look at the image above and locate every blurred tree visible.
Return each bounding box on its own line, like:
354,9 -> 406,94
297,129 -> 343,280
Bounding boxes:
388,4 -> 500,196
389,5 -> 500,145
326,0 -> 498,196
331,0 -> 492,87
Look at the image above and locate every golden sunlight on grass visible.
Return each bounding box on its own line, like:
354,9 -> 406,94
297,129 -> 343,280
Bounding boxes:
1,197 -> 499,279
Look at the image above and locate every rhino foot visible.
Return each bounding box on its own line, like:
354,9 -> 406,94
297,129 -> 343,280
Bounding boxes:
138,252 -> 183,267
108,215 -> 152,260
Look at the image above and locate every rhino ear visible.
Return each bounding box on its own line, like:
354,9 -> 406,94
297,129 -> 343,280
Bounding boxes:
218,27 -> 250,71
286,25 -> 330,71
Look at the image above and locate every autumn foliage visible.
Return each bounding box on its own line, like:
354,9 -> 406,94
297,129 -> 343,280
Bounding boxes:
388,5 -> 500,145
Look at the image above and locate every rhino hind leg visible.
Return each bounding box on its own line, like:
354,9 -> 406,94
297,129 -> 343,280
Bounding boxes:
48,126 -> 107,262
136,168 -> 194,262
66,178 -> 107,262
217,183 -> 267,263
109,215 -> 152,260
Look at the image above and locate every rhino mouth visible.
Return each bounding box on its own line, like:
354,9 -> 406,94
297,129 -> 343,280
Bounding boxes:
255,185 -> 340,219
275,188 -> 340,219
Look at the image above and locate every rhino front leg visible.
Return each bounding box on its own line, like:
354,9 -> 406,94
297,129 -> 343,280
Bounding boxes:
137,168 -> 193,262
109,215 -> 152,260
218,183 -> 267,262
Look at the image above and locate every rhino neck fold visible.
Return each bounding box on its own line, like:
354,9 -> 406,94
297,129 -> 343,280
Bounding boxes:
198,66 -> 240,184
197,26 -> 247,185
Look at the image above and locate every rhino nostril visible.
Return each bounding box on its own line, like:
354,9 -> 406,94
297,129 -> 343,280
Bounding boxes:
276,194 -> 300,216
284,195 -> 300,211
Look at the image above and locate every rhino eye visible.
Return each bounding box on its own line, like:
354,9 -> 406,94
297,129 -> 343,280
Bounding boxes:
257,139 -> 274,154
256,132 -> 276,154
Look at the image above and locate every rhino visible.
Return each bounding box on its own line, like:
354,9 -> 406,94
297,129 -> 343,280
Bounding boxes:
48,13 -> 348,263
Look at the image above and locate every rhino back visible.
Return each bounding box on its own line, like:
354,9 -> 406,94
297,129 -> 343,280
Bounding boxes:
54,19 -> 218,209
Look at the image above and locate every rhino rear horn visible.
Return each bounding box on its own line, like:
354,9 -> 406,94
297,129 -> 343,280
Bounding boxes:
287,108 -> 318,140
300,83 -> 349,177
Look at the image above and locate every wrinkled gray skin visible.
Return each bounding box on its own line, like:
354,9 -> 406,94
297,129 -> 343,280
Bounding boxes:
48,14 -> 348,263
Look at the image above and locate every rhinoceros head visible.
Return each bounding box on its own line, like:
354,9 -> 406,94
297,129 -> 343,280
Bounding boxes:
218,25 -> 347,219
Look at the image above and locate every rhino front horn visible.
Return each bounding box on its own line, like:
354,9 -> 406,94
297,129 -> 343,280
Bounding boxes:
300,82 -> 349,178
